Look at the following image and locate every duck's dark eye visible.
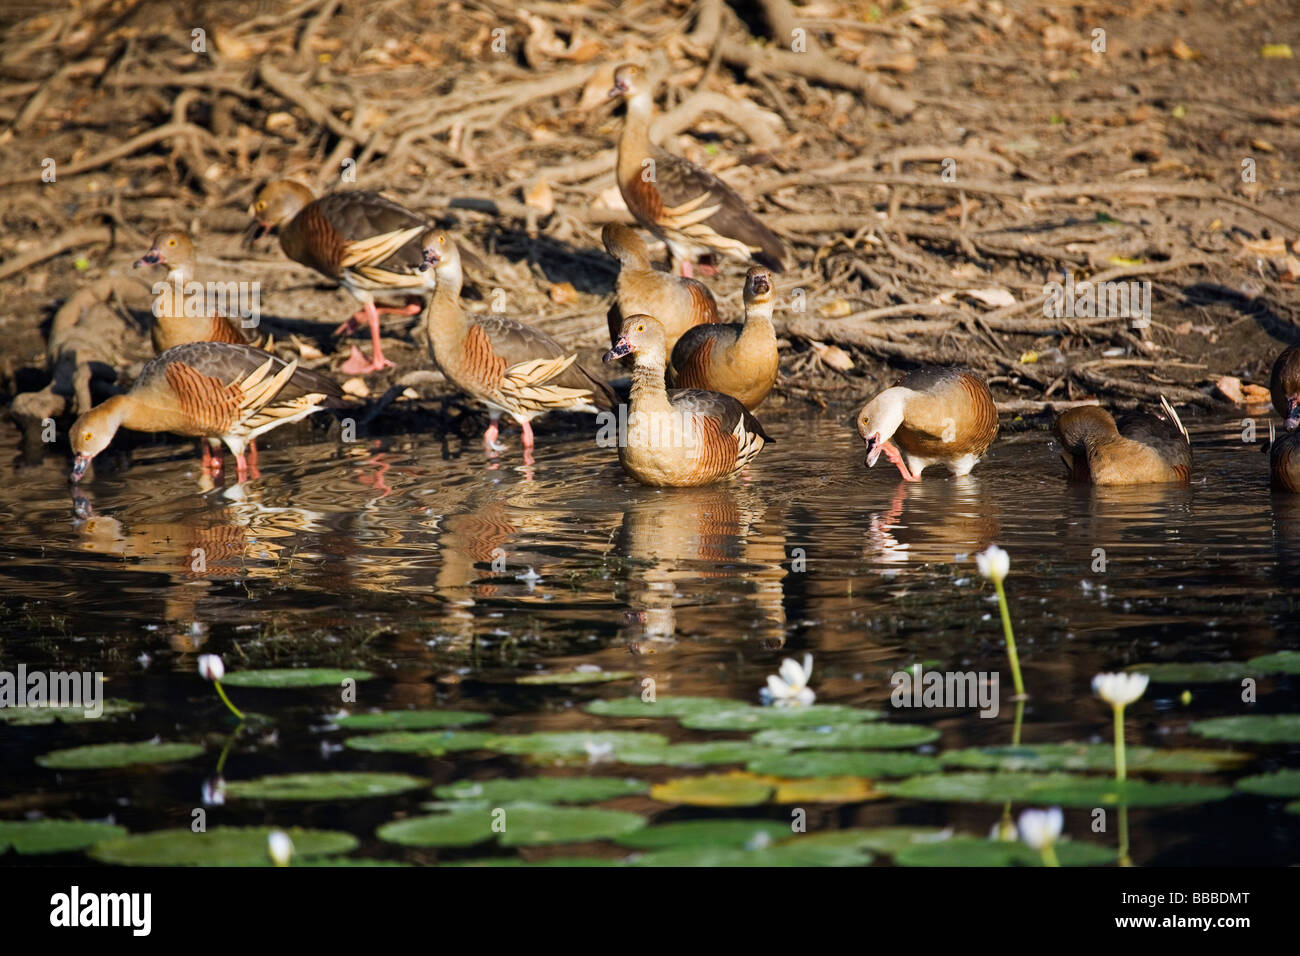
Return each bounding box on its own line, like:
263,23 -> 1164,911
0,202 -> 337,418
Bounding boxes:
167,239 -> 176,246
256,201 -> 265,211
82,431 -> 92,442
635,324 -> 644,332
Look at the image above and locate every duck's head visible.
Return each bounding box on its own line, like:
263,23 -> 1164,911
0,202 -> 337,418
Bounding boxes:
744,266 -> 775,309
245,180 -> 315,244
856,388 -> 907,468
134,229 -> 196,274
69,402 -> 125,482
419,229 -> 460,274
604,314 -> 666,364
608,64 -> 647,100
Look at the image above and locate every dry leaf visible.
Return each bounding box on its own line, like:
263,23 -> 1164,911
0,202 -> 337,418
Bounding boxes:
549,282 -> 577,305
810,340 -> 854,371
965,287 -> 1016,308
342,377 -> 370,398
1215,375 -> 1245,404
818,298 -> 852,318
1170,38 -> 1199,60
289,334 -> 324,362
1237,236 -> 1288,257
523,178 -> 554,215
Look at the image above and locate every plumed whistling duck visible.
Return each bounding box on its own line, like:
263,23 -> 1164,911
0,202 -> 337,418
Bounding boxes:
70,342 -> 343,483
669,266 -> 779,410
1270,421 -> 1300,492
856,368 -> 999,481
134,230 -> 256,353
603,314 -> 770,486
608,64 -> 785,278
1053,397 -> 1192,485
603,223 -> 720,356
1270,346 -> 1300,431
420,230 -> 615,463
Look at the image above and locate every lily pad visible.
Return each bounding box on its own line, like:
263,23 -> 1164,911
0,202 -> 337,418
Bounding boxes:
445,856 -> 623,867
753,724 -> 939,750
747,751 -> 941,779
378,806 -> 645,848
793,827 -> 951,856
1235,770 -> 1300,798
895,836 -> 1116,867
0,819 -> 128,855
432,776 -> 647,804
585,696 -> 741,719
680,704 -> 881,732
650,772 -> 774,807
344,730 -> 496,755
1190,714 -> 1300,744
773,776 -> 882,804
1249,651 -> 1300,675
881,772 -> 1231,807
615,820 -> 793,849
517,670 -> 634,685
221,668 -> 374,688
621,741 -> 787,767
484,731 -> 669,761
335,710 -> 490,731
0,699 -> 139,725
939,743 -> 1252,774
37,740 -> 203,770
226,772 -> 425,801
632,843 -> 868,867
90,826 -> 357,866
378,813 -> 494,848
1129,662 -> 1249,683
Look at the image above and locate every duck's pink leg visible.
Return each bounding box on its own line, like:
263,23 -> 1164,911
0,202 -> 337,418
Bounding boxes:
520,421 -> 536,466
334,301 -> 421,335
200,443 -> 220,473
234,452 -> 250,483
881,440 -> 920,482
247,441 -> 258,471
340,301 -> 396,374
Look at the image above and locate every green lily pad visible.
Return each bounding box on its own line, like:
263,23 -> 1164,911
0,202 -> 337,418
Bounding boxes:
517,670 -> 634,685
939,743 -> 1252,774
615,819 -> 793,849
880,773 -> 1231,807
1235,770 -> 1300,797
793,827 -> 951,856
621,741 -> 787,767
90,826 -> 357,866
753,724 -> 939,750
432,776 -> 647,804
1190,715 -> 1300,744
1287,801 -> 1300,815
895,836 -> 1116,867
680,704 -> 882,731
650,772 -> 774,806
585,697 -> 742,719
379,806 -> 645,848
632,843 -> 868,867
0,819 -> 128,855
1249,651 -> 1300,675
344,730 -> 496,755
378,813 -> 495,848
484,731 -> 669,761
335,710 -> 490,730
747,751 -> 941,779
445,856 -> 623,867
226,772 -> 425,801
1129,662 -> 1250,683
37,740 -> 204,770
221,668 -> 374,688
0,699 -> 139,725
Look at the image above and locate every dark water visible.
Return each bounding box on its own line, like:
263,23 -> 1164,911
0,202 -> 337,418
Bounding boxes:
2,410 -> 1297,865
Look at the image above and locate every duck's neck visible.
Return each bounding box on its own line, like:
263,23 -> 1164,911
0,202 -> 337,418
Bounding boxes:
629,355 -> 673,415
425,265 -> 467,355
94,395 -> 131,435
153,265 -> 196,320
739,299 -> 776,346
617,91 -> 655,185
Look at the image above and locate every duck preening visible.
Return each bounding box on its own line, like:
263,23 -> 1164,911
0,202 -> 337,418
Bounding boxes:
1053,397 -> 1191,485
602,314 -> 770,486
608,64 -> 785,277
603,222 -> 720,357
1270,346 -> 1300,431
669,265 -> 779,410
420,229 -> 614,462
134,230 -> 255,353
1270,419 -> 1300,492
70,342 -> 344,483
856,368 -> 998,481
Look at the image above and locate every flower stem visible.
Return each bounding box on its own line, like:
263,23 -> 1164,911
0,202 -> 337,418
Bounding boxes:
993,579 -> 1025,697
1040,843 -> 1060,868
213,679 -> 245,721
1113,703 -> 1127,782
1117,805 -> 1131,867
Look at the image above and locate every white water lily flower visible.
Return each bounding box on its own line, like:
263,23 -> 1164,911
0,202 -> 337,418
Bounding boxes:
975,545 -> 1010,584
197,654 -> 225,682
1018,807 -> 1063,850
1092,672 -> 1149,708
762,654 -> 815,707
201,776 -> 226,807
267,830 -> 293,867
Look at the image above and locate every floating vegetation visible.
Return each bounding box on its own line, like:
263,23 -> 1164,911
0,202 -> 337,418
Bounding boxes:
939,743 -> 1252,774
444,856 -> 622,867
334,710 -> 491,730
1248,651 -> 1300,675
746,751 -> 940,778
631,842 -> 867,867
1234,770 -> 1300,797
221,668 -> 375,688
650,772 -> 775,806
881,772 -> 1232,807
1128,662 -> 1252,684
0,819 -> 127,855
378,806 -> 646,848
620,741 -> 787,767
752,723 -> 940,750
517,669 -> 634,685
679,704 -> 882,731
36,740 -> 204,770
90,827 -> 358,866
1190,715 -> 1300,744
614,819 -> 793,849
344,730 -> 497,755
431,776 -> 647,804
225,772 -> 426,801
772,776 -> 882,803
483,731 -> 669,761
0,699 -> 139,726
793,827 -> 951,856
585,696 -> 742,719
894,836 -> 1115,867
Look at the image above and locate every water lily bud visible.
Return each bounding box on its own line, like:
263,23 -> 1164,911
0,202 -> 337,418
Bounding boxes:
975,545 -> 1010,584
1017,807 -> 1063,850
1092,672 -> 1149,708
202,776 -> 227,806
197,654 -> 225,682
268,830 -> 293,867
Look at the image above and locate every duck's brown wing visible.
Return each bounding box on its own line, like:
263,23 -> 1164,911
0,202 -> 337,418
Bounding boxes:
1116,409 -> 1192,477
145,343 -> 344,408
477,315 -> 615,410
668,388 -> 772,444
649,147 -> 785,271
669,322 -> 742,384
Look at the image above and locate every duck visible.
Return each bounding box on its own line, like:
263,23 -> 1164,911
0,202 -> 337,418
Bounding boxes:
134,230 -> 256,353
603,222 -> 720,357
602,314 -> 770,486
856,368 -> 999,481
1271,424 -> 1300,493
1053,397 -> 1191,485
608,64 -> 785,278
247,180 -> 481,375
419,229 -> 615,462
70,342 -> 343,483
1270,346 -> 1300,431
669,265 -> 779,410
